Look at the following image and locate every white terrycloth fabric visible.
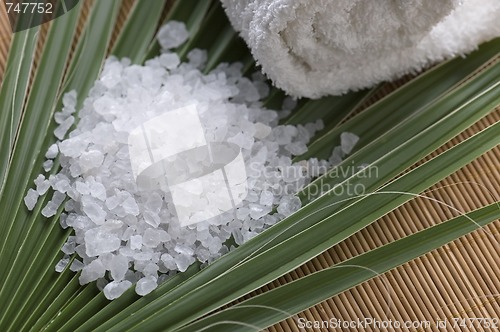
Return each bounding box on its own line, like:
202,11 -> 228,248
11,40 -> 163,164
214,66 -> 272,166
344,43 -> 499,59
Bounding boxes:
221,0 -> 500,98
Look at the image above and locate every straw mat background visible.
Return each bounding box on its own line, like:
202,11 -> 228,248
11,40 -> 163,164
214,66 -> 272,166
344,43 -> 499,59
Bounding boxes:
0,1 -> 498,331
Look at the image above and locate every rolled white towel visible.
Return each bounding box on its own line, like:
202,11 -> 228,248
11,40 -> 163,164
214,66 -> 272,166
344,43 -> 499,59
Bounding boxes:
221,0 -> 500,98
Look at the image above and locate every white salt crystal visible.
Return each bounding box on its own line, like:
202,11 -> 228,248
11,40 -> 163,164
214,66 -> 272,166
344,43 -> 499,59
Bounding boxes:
54,178 -> 71,194
54,116 -> 75,140
54,112 -> 69,124
187,49 -> 207,68
52,191 -> 66,206
236,207 -> 249,220
123,270 -> 139,284
241,120 -> 257,136
249,203 -> 271,220
296,125 -> 311,142
105,195 -> 120,210
43,160 -> 54,172
143,211 -> 161,227
65,199 -> 76,212
232,230 -> 244,245
340,132 -> 359,154
273,126 -> 292,145
41,202 -> 59,218
24,189 -> 39,210
329,146 -> 344,165
122,227 -> 134,241
228,132 -> 254,150
133,251 -> 153,261
45,144 -> 59,159
74,244 -> 88,260
70,215 -> 93,229
285,141 -> 308,156
110,254 -> 129,281
48,174 -> 57,186
145,193 -> 162,214
58,134 -> 90,158
143,228 -> 161,248
82,199 -> 106,225
135,276 -> 157,296
119,247 -> 135,259
277,196 -> 302,217
34,175 -> 50,195
61,237 -> 76,254
280,165 -> 304,183
157,21 -> 189,50
253,122 -> 272,139
55,255 -> 70,272
174,254 -> 195,272
79,150 -> 104,172
242,229 -> 258,242
159,53 -> 180,70
76,181 -> 90,195
69,163 -> 82,177
103,280 -> 132,300
259,190 -> 274,206
70,259 -> 84,272
143,263 -> 159,276
245,191 -> 259,203
284,125 -> 298,137
89,182 -> 107,201
235,78 -> 260,102
263,215 -> 278,226
174,244 -> 194,256
62,90 -> 77,109
60,213 -> 69,229
196,248 -> 211,262
85,228 -> 121,257
100,252 -> 114,268
129,235 -> 142,250
157,230 -> 170,242
79,259 -> 105,284
122,197 -> 140,216
161,253 -> 176,270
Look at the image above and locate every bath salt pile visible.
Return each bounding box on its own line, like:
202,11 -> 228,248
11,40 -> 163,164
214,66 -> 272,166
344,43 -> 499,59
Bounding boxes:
24,21 -> 359,300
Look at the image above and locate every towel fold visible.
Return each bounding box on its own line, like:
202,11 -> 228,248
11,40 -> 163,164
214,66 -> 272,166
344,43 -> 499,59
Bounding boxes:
221,0 -> 500,98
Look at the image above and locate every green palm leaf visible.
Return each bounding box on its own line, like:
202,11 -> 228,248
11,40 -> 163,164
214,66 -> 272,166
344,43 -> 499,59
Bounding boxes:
0,1 -> 497,331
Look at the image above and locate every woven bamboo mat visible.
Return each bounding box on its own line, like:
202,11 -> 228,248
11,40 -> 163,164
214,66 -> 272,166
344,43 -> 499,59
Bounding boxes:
1,2 -> 498,331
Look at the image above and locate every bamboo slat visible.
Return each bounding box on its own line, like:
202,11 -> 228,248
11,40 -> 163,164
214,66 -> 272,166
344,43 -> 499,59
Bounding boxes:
0,2 -> 498,331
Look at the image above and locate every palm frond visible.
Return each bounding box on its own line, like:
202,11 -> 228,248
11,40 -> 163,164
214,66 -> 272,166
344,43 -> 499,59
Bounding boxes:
0,1 -> 498,331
